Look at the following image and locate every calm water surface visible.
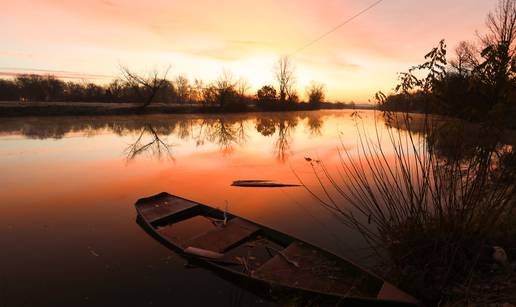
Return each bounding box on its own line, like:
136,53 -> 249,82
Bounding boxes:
0,110 -> 390,306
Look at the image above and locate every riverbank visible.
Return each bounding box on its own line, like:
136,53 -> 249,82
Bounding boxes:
0,101 -> 370,117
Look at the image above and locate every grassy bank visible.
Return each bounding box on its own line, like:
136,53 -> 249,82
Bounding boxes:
0,101 -> 363,117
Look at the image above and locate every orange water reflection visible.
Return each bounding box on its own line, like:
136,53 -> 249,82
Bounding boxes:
0,110 -> 390,306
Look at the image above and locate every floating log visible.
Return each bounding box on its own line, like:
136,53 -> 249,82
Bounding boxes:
231,180 -> 301,188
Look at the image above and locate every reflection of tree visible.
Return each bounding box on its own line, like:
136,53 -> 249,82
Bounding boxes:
255,118 -> 276,136
255,115 -> 298,162
0,111 -> 345,161
275,118 -> 297,162
384,113 -> 515,163
195,118 -> 248,155
307,115 -> 323,136
125,125 -> 174,161
177,120 -> 192,140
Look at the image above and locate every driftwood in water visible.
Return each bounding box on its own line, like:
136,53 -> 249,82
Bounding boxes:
231,180 -> 301,188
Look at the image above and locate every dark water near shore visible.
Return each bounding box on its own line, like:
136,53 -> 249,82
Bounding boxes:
0,110 -> 395,306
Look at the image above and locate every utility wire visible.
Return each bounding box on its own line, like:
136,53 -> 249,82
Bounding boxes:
289,0 -> 385,56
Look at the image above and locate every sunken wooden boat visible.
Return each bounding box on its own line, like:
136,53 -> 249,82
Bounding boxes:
135,192 -> 420,306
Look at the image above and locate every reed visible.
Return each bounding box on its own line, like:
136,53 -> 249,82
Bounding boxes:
298,109 -> 516,303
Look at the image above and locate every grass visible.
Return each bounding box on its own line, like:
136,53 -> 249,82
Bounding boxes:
298,110 -> 516,305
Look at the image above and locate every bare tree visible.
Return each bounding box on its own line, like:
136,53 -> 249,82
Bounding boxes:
450,41 -> 479,77
120,65 -> 171,108
477,0 -> 516,103
174,75 -> 191,104
202,83 -> 218,106
236,77 -> 250,97
482,0 -> 516,50
215,70 -> 237,107
189,79 -> 205,103
275,56 -> 296,104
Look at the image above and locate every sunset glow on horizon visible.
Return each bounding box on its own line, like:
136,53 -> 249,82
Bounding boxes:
1,0 -> 497,102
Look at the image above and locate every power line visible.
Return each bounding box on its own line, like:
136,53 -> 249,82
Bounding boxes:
289,0 -> 385,56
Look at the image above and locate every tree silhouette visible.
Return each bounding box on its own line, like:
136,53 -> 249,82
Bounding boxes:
256,85 -> 277,108
476,0 -> 516,105
0,79 -> 18,101
174,75 -> 190,104
450,41 -> 479,77
215,70 -> 238,108
306,82 -> 326,106
275,56 -> 296,104
120,65 -> 171,108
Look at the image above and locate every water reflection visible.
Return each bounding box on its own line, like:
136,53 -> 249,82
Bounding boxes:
255,115 -> 298,162
0,110 -> 363,306
0,112 -> 335,162
125,125 -> 174,161
385,113 -> 516,163
4,110 -> 516,306
198,118 -> 248,155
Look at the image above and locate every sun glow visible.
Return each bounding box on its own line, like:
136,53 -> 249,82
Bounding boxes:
0,0 -> 498,102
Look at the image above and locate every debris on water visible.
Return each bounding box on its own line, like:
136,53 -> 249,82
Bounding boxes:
88,246 -> 100,257
231,180 -> 301,188
304,157 -> 320,163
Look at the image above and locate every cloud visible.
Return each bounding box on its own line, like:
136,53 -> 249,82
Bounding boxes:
0,51 -> 34,59
174,39 -> 276,62
0,68 -> 114,80
295,52 -> 362,71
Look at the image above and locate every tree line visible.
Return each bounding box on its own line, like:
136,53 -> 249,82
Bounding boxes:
0,58 -> 329,112
379,0 -> 516,127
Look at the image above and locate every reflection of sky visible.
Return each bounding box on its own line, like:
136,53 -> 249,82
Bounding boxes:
0,110 -> 424,305
0,110 -> 387,228
1,0 -> 497,101
0,111 -> 400,201
0,111 -> 404,243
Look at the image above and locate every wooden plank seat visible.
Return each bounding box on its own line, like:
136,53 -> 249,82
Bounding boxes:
252,241 -> 382,297
183,218 -> 260,253
137,195 -> 198,223
219,237 -> 285,272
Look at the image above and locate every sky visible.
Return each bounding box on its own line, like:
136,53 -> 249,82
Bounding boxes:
0,0 -> 498,102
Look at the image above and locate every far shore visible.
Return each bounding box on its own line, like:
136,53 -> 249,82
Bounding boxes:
0,101 -> 375,117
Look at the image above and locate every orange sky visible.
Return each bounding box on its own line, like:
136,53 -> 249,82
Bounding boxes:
0,0 -> 497,102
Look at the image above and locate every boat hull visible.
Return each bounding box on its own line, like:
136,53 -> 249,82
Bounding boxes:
135,192 -> 420,306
